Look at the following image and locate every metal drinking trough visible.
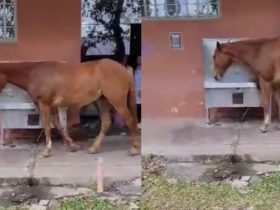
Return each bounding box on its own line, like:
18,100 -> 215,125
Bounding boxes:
202,38 -> 262,122
0,84 -> 67,144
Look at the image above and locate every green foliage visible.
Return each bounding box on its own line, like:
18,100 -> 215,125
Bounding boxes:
142,172 -> 280,210
59,196 -> 116,210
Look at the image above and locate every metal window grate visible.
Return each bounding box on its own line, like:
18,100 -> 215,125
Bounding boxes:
141,0 -> 219,19
0,0 -> 16,41
232,92 -> 244,105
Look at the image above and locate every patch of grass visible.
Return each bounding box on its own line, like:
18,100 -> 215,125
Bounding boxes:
89,182 -> 97,192
0,205 -> 29,210
59,195 -> 138,210
59,196 -> 115,210
0,196 -> 139,210
142,172 -> 280,210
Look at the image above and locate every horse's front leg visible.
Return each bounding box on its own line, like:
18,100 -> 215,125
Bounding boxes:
259,78 -> 272,133
88,99 -> 112,154
38,102 -> 52,158
51,107 -> 80,152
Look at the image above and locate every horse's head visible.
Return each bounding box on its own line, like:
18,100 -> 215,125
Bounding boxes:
213,41 -> 233,81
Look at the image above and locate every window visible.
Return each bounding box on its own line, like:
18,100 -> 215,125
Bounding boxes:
141,0 -> 219,19
170,32 -> 182,49
0,0 -> 16,41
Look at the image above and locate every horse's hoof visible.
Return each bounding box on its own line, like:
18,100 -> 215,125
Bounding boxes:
259,125 -> 268,133
129,147 -> 140,156
88,146 -> 99,154
69,147 -> 77,152
207,119 -> 219,125
38,150 -> 51,158
69,143 -> 80,152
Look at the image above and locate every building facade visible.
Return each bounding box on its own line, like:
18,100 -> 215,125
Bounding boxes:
142,0 -> 280,119
0,0 -> 81,63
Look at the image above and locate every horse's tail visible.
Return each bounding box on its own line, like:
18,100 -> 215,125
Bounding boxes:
127,73 -> 138,127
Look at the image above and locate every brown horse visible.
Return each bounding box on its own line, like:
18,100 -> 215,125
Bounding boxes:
0,59 -> 140,157
213,36 -> 280,132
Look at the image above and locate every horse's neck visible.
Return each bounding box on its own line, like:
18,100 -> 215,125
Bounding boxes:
225,42 -> 259,67
7,73 -> 30,90
0,64 -> 32,90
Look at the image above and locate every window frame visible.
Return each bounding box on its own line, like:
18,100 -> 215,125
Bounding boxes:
141,0 -> 221,21
0,0 -> 17,43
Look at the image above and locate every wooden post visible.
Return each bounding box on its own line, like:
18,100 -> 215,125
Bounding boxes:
0,111 -> 3,146
96,157 -> 104,193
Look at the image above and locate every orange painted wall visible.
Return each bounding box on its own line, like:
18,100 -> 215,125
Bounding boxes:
0,0 -> 81,63
0,0 -> 81,128
142,0 -> 280,118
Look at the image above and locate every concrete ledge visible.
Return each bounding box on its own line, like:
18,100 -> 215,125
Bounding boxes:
236,144 -> 280,162
143,118 -> 280,163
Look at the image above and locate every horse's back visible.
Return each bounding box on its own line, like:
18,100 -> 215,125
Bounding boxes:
82,59 -> 126,73
28,59 -> 131,103
78,59 -> 133,99
81,59 -> 131,82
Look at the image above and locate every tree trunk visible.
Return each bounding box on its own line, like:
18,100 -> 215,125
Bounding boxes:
81,45 -> 88,62
112,0 -> 125,64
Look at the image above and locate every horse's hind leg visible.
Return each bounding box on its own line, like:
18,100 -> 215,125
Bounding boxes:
273,90 -> 280,130
51,108 -> 80,152
117,106 -> 139,155
88,99 -> 112,154
259,78 -> 272,132
272,68 -> 280,130
38,102 -> 52,158
109,100 -> 140,156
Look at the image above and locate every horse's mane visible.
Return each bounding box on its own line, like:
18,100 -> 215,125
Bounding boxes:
227,37 -> 276,47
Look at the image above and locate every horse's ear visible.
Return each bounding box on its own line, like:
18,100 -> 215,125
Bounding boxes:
216,41 -> 221,51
